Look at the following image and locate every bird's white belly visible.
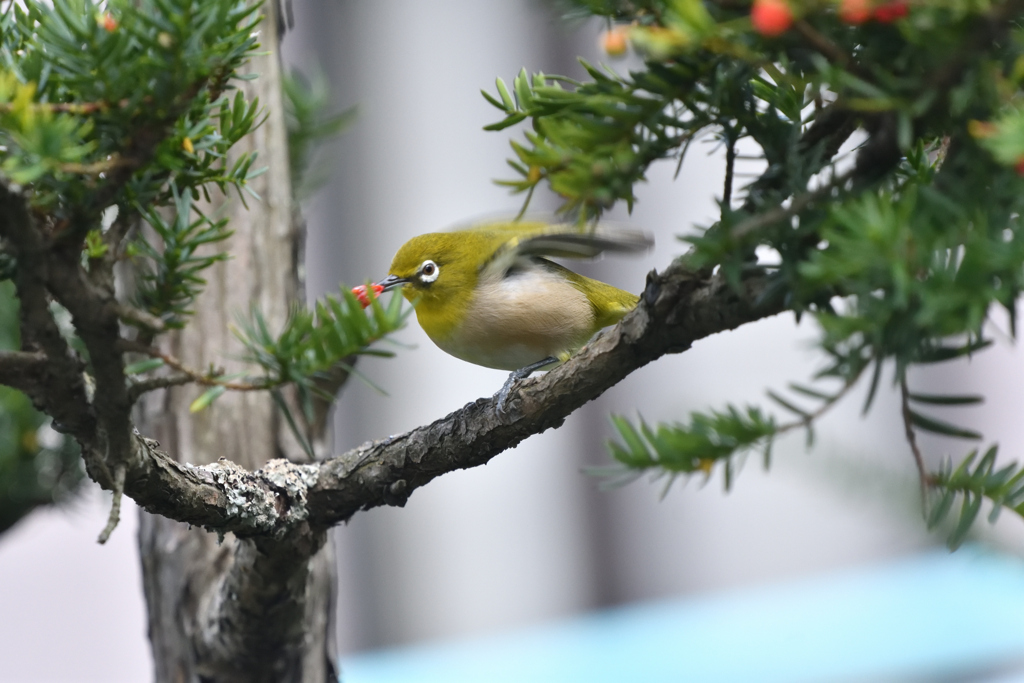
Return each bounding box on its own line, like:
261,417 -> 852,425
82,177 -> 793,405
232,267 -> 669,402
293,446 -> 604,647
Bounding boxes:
436,269 -> 595,371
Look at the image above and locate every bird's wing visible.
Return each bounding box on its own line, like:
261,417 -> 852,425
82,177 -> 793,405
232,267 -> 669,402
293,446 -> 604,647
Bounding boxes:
479,224 -> 653,280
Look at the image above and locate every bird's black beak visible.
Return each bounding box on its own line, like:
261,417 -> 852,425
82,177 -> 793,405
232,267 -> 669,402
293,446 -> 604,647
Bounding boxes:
376,274 -> 408,292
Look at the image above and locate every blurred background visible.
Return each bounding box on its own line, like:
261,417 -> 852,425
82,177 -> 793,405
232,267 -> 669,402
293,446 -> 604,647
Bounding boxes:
3,1 -> 1024,680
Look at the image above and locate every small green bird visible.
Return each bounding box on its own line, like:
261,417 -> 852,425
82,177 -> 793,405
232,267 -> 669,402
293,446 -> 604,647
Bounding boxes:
366,221 -> 652,409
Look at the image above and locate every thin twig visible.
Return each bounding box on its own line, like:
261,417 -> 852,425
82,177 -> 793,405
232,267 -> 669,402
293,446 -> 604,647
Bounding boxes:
731,168 -> 854,241
114,303 -> 166,332
900,377 -> 931,500
775,374 -> 859,437
723,130 -> 736,207
128,372 -> 197,403
791,20 -> 853,71
58,155 -> 135,175
119,339 -> 269,391
97,463 -> 126,544
673,132 -> 695,180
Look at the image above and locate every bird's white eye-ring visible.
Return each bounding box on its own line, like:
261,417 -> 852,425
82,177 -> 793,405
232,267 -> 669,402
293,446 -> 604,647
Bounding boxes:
419,260 -> 439,283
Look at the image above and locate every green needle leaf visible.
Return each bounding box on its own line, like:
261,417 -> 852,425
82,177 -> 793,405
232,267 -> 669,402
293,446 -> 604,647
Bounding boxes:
908,410 -> 982,440
907,393 -> 984,406
125,358 -> 166,375
189,386 -> 226,413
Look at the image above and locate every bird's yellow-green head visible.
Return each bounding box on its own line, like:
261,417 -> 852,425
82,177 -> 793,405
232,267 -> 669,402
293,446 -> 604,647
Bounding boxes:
379,223 -> 558,298
377,231 -> 488,339
378,223 -> 561,313
381,232 -> 477,304
377,223 -> 579,340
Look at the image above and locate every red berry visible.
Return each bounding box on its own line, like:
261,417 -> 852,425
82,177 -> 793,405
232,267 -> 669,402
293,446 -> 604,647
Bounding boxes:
873,1 -> 908,22
839,0 -> 872,24
1015,158 -> 1024,177
100,13 -> 118,31
751,0 -> 793,37
352,283 -> 384,308
601,27 -> 629,57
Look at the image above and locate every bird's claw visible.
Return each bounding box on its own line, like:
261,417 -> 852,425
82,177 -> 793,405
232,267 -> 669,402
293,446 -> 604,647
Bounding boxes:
494,373 -> 521,414
494,357 -> 558,415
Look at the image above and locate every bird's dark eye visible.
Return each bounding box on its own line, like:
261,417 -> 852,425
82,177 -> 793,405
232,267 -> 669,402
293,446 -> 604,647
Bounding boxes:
419,260 -> 439,283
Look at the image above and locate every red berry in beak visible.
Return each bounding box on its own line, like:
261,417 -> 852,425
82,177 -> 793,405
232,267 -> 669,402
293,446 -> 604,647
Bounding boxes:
352,283 -> 384,308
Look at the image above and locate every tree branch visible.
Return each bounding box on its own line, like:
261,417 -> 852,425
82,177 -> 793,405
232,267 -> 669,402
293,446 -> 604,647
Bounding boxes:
309,264 -> 780,523
127,372 -> 196,402
114,302 -> 167,333
195,531 -> 326,683
0,182 -> 95,437
0,349 -> 49,392
112,262 -> 783,538
46,246 -> 134,487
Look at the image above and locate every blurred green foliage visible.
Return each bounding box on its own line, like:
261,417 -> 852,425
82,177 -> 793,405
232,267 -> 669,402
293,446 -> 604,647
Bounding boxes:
487,0 -> 1024,546
283,71 -> 356,200
1,0 -> 264,334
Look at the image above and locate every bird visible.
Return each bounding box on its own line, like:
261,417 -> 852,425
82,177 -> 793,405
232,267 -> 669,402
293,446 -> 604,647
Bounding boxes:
355,221 -> 652,410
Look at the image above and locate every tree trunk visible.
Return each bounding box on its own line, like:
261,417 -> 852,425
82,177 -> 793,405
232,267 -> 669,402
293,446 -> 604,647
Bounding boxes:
135,5 -> 337,681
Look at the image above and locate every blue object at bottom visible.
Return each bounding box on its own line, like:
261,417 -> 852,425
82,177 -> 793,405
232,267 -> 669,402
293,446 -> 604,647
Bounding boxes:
339,548 -> 1024,683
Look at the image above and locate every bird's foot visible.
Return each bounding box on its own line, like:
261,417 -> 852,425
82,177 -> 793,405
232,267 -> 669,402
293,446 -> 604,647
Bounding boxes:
494,356 -> 558,415
494,370 -> 526,414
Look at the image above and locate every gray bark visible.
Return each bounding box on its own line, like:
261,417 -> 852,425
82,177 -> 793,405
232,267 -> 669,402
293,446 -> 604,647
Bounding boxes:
116,262 -> 783,538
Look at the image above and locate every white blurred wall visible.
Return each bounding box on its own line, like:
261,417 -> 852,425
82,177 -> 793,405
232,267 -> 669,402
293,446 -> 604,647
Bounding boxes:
3,2 -> 1024,681
0,493 -> 149,682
